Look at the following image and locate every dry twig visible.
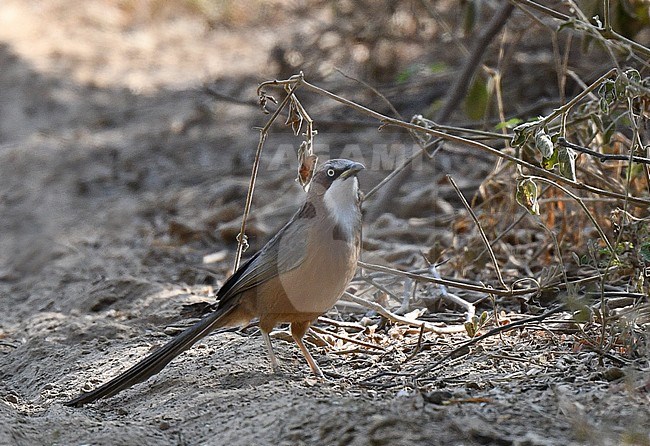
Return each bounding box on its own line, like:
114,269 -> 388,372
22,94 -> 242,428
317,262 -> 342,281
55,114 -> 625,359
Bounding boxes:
342,292 -> 467,335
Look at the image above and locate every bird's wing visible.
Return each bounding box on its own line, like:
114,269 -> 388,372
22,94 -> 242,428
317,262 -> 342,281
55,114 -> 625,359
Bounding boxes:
215,213 -> 309,309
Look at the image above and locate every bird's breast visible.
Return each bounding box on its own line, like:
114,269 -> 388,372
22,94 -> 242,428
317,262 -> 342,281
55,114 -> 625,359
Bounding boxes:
271,219 -> 359,315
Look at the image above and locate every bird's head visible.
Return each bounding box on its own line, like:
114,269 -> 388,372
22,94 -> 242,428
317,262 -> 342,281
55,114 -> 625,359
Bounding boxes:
309,158 -> 364,199
306,159 -> 364,231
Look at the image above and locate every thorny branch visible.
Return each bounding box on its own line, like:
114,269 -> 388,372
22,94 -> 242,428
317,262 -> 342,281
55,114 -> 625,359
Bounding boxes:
262,73 -> 650,207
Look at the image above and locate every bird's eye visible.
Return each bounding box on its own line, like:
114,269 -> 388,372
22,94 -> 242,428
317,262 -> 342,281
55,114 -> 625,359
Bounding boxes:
327,168 -> 336,177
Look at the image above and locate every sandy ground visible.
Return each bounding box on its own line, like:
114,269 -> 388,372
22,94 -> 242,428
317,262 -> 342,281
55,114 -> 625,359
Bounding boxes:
1,2 -> 649,445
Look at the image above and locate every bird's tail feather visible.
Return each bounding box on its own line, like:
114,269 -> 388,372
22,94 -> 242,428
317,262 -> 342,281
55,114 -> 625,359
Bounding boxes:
64,307 -> 232,407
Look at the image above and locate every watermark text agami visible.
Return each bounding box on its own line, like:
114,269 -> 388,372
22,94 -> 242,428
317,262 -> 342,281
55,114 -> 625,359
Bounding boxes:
266,142 -> 425,172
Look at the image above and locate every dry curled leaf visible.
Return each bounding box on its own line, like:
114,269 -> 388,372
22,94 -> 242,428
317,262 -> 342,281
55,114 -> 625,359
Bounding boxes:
285,98 -> 303,135
298,152 -> 318,189
258,90 -> 277,114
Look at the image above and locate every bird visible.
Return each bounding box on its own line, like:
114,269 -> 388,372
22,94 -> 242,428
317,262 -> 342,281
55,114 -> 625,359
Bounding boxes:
64,158 -> 364,407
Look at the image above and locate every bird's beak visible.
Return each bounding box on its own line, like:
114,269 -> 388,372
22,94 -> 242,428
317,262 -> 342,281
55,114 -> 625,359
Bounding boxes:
339,161 -> 365,180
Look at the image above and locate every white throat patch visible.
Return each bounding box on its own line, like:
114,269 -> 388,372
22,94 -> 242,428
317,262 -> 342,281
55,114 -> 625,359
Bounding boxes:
323,176 -> 359,236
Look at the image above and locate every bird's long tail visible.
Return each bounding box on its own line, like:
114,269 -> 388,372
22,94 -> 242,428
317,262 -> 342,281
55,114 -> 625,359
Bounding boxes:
64,306 -> 233,407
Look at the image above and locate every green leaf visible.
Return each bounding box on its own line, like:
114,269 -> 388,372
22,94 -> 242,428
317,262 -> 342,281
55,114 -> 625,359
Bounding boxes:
590,114 -> 604,133
565,295 -> 591,322
558,146 -> 577,181
464,320 -> 477,337
623,68 -> 642,99
511,120 -> 540,148
464,75 -> 489,121
599,97 -> 610,114
495,117 -> 523,130
598,79 -> 616,113
428,61 -> 448,74
625,68 -> 641,83
463,0 -> 477,35
396,66 -> 417,84
542,148 -> 559,170
515,178 -> 540,215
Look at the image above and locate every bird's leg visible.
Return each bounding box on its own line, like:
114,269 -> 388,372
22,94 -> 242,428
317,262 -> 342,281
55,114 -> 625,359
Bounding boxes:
261,329 -> 280,373
290,321 -> 324,378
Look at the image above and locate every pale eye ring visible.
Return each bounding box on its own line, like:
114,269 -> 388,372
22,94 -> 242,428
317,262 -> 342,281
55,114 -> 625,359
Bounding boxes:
327,168 -> 336,177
